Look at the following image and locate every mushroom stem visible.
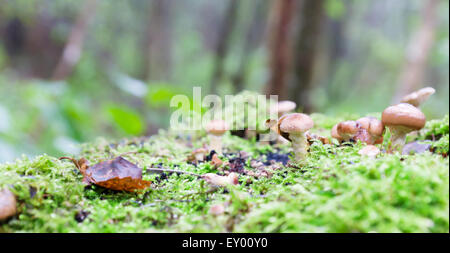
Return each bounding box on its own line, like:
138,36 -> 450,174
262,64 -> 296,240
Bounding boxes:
194,153 -> 204,162
389,127 -> 408,152
209,135 -> 223,154
290,133 -> 309,161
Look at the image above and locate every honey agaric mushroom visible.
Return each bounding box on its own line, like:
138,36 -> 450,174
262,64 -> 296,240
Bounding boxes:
0,188 -> 17,221
209,204 -> 225,216
358,145 -> 381,158
205,119 -> 228,154
306,132 -> 330,145
276,100 -> 297,117
278,113 -> 314,161
263,118 -> 289,144
331,124 -> 342,142
202,173 -> 239,187
336,121 -> 360,142
356,116 -> 385,144
335,120 -> 373,144
192,148 -> 208,162
382,103 -> 426,152
401,87 -> 435,107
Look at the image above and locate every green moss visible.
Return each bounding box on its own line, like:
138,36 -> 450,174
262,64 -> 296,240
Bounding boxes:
415,114 -> 449,155
1,114 -> 449,233
419,114 -> 449,140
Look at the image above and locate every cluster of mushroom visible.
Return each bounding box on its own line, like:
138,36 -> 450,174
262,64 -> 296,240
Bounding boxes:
195,86 -> 433,165
331,116 -> 384,145
331,87 -> 433,153
269,87 -> 433,162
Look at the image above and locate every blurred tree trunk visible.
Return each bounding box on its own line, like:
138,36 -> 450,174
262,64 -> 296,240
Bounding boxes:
392,0 -> 439,103
265,0 -> 297,99
325,1 -> 352,103
232,0 -> 268,93
52,0 -> 97,80
290,0 -> 325,113
210,0 -> 239,94
144,0 -> 173,81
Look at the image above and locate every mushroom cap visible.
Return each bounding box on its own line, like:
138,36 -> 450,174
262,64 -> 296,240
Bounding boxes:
357,116 -> 384,136
278,113 -> 314,135
306,131 -> 330,145
276,100 -> 297,114
206,119 -> 228,135
401,87 -> 435,107
337,121 -> 359,137
331,124 -> 341,140
358,145 -> 380,157
0,188 -> 17,221
382,103 -> 426,130
193,148 -> 208,154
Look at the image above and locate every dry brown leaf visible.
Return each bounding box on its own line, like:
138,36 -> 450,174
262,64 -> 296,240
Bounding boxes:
60,156 -> 151,192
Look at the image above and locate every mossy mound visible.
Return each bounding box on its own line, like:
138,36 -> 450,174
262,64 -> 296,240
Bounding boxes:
1,114 -> 448,232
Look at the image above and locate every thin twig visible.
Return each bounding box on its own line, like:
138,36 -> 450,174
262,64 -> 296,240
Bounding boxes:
146,168 -> 201,177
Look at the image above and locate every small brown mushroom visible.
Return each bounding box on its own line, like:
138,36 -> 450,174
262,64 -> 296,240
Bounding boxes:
306,131 -> 330,145
356,117 -> 385,144
336,121 -> 360,142
205,119 -> 229,154
192,148 -> 208,162
278,113 -> 314,161
331,124 -> 342,142
209,204 -> 225,216
401,87 -> 435,107
202,173 -> 239,187
210,154 -> 224,169
382,103 -> 426,152
0,188 -> 17,221
260,119 -> 288,144
276,100 -> 297,117
358,145 -> 381,158
335,120 -> 377,145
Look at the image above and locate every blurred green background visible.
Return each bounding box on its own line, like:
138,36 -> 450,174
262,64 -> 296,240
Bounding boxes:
0,0 -> 448,162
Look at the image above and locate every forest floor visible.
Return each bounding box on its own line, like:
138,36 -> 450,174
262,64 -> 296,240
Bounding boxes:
0,114 -> 448,233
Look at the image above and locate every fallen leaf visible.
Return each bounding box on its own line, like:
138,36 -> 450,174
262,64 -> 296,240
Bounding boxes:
60,156 -> 151,192
0,188 -> 17,221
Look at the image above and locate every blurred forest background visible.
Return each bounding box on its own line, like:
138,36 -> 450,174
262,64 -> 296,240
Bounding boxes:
0,0 -> 448,162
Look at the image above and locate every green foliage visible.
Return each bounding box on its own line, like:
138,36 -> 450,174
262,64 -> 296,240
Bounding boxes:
145,83 -> 182,108
419,114 -> 449,139
106,105 -> 144,136
324,0 -> 345,20
431,135 -> 449,155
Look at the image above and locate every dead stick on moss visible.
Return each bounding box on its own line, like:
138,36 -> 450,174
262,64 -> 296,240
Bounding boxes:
146,168 -> 201,177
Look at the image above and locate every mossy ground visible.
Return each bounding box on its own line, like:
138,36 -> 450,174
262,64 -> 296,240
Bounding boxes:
1,114 -> 448,233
